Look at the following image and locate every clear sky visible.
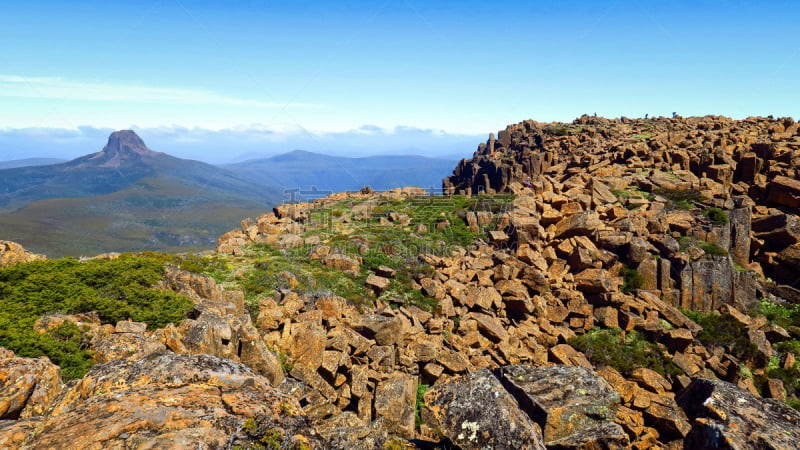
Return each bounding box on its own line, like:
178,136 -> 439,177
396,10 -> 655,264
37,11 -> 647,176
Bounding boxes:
1,0 -> 798,161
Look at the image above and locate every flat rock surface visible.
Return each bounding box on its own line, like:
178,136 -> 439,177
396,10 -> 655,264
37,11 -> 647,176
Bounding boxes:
498,364 -> 622,444
16,353 -> 311,449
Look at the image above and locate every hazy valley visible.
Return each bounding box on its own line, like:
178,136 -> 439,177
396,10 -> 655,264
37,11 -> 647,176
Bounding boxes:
0,131 -> 457,257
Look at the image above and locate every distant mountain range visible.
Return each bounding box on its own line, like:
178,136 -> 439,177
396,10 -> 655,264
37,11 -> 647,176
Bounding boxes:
0,131 -> 281,256
224,150 -> 457,196
0,132 -> 461,257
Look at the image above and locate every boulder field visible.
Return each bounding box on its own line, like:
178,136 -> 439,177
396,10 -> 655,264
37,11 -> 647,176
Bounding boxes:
3,115 -> 800,448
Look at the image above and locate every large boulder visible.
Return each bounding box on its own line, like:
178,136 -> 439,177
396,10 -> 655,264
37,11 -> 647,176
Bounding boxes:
0,348 -> 62,420
677,378 -> 800,450
753,212 -> 800,249
323,253 -> 361,275
157,268 -> 244,315
17,354 -> 317,449
0,241 -> 44,267
767,175 -> 800,208
348,314 -> 405,346
91,331 -> 166,363
161,311 -> 284,386
498,364 -> 627,447
373,372 -> 417,438
422,368 -> 546,449
552,211 -> 603,239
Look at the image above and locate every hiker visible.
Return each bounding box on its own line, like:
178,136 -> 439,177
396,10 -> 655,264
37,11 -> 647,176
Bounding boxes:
523,176 -> 533,189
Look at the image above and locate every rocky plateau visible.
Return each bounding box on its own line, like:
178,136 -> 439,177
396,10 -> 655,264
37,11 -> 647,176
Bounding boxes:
3,115 -> 800,449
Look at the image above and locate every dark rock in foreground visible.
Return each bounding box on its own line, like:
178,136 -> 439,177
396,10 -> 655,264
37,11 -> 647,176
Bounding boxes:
423,368 -> 546,450
677,378 -> 800,450
498,364 -> 627,447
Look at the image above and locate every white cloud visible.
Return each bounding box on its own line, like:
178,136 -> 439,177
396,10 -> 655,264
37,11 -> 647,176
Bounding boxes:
0,75 -> 321,109
0,124 -> 485,163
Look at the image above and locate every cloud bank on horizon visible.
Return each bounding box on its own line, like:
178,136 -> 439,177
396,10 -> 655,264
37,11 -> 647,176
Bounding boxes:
0,0 -> 798,159
0,125 -> 484,164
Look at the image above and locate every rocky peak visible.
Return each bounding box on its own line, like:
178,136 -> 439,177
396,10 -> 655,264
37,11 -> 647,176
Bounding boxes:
88,130 -> 159,167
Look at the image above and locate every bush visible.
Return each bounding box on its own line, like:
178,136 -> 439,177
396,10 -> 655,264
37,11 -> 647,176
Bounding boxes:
568,328 -> 682,378
703,207 -> 729,225
0,254 -> 192,379
698,241 -> 729,257
756,298 -> 800,332
621,268 -> 644,294
177,253 -> 228,279
415,384 -> 429,427
683,310 -> 760,362
653,187 -> 705,210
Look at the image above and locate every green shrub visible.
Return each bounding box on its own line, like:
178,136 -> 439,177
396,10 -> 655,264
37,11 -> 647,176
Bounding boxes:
568,328 -> 682,378
621,268 -> 644,294
0,254 -> 192,379
177,253 -> 228,280
683,310 -> 760,362
611,188 -> 655,201
733,263 -> 749,272
756,299 -> 800,332
653,187 -> 705,210
749,300 -> 800,409
698,241 -> 729,257
237,417 -> 283,449
415,384 -> 429,427
545,125 -> 571,136
703,207 -> 729,226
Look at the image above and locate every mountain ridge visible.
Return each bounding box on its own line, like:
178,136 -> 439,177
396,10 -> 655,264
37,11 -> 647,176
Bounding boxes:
225,149 -> 458,194
0,130 -> 281,256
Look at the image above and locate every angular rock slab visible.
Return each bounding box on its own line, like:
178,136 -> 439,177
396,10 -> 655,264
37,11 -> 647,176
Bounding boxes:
423,368 -> 546,449
374,372 -> 417,438
162,311 -> 284,386
498,364 -> 625,445
0,349 -> 62,420
546,422 -> 630,450
348,313 -> 404,346
677,378 -> 800,450
22,353 -> 313,449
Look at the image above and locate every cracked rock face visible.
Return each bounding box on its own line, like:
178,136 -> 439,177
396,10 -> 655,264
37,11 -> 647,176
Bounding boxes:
11,353 -> 304,449
498,364 -> 623,444
0,348 -> 62,421
422,368 -> 546,450
678,378 -> 800,450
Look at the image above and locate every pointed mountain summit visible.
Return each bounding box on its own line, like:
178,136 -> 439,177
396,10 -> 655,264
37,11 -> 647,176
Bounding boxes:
105,130 -> 151,154
84,130 -> 160,168
0,131 -> 281,256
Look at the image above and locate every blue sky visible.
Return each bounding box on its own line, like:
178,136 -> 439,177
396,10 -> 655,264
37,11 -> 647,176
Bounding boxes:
1,1 -> 798,161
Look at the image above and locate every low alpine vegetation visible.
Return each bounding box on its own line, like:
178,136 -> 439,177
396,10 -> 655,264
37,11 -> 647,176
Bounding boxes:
0,254 -> 192,379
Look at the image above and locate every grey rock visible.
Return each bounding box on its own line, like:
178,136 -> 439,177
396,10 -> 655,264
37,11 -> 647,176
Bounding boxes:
498,364 -> 623,445
423,368 -> 546,449
677,378 -> 800,450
